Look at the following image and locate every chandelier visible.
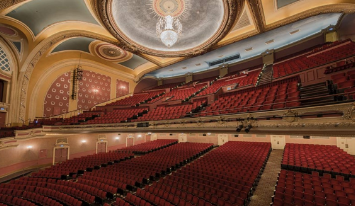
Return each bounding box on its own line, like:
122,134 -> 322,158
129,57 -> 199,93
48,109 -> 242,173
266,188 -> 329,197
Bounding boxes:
156,15 -> 182,48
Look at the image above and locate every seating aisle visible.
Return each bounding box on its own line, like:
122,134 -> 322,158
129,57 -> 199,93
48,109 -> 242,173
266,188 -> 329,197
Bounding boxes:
249,150 -> 284,206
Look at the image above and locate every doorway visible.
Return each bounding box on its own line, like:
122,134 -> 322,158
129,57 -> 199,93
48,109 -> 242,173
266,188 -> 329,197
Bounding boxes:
96,141 -> 107,154
127,137 -> 134,147
218,134 -> 228,146
337,137 -> 355,155
178,134 -> 187,143
53,147 -> 69,165
271,135 -> 286,149
0,112 -> 6,127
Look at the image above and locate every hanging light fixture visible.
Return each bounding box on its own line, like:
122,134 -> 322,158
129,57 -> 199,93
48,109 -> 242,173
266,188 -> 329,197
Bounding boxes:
156,15 -> 182,48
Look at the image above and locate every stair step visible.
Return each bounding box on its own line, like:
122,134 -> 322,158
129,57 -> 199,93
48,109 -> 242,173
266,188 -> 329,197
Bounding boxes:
300,83 -> 326,90
300,90 -> 329,97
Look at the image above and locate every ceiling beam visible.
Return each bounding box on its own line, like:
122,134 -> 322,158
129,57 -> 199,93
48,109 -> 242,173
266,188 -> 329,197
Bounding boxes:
248,0 -> 266,33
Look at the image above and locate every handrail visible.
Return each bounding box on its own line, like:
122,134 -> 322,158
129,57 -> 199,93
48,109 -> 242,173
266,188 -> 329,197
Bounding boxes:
274,53 -> 355,79
195,90 -> 355,117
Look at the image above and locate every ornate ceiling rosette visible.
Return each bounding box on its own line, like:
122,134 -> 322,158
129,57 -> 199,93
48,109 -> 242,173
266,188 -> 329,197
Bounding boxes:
98,0 -> 244,57
94,42 -> 133,62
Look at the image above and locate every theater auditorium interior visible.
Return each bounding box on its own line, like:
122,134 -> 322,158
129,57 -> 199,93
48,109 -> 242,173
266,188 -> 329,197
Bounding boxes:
1,0 -> 355,206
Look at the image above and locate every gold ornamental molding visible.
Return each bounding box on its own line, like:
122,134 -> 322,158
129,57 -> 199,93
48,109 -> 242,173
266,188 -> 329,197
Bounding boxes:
17,30 -> 119,122
0,0 -> 27,12
97,0 -> 244,57
41,102 -> 355,136
265,4 -> 355,31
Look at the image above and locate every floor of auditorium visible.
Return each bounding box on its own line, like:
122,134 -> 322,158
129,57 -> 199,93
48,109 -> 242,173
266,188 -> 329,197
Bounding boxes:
249,149 -> 283,206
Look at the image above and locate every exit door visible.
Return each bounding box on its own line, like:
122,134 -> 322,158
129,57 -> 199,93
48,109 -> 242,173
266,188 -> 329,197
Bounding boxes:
337,137 -> 355,155
178,134 -> 187,143
271,135 -> 285,149
127,138 -> 134,147
0,112 -> 6,128
97,142 -> 107,153
54,147 -> 69,164
218,134 -> 228,145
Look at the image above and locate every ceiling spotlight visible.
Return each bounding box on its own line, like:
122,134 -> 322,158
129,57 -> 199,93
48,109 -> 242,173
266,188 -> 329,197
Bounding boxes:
245,125 -> 252,133
236,125 -> 243,132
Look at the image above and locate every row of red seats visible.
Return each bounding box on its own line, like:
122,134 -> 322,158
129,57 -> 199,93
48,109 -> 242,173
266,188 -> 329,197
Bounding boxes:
62,111 -> 102,125
133,100 -> 206,121
324,59 -> 355,74
0,194 -> 36,206
78,143 -> 213,192
282,143 -> 355,176
136,142 -> 270,206
107,91 -> 163,106
0,184 -> 82,206
0,187 -> 62,206
31,152 -> 133,178
331,70 -> 355,92
199,76 -> 300,116
273,170 -> 355,206
274,40 -> 355,78
83,107 -> 148,124
167,84 -> 207,101
117,139 -> 177,154
145,82 -> 184,91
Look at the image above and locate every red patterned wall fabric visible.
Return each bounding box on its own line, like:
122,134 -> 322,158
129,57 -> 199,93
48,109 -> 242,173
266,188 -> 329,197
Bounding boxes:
43,72 -> 70,117
78,70 -> 111,110
116,79 -> 129,98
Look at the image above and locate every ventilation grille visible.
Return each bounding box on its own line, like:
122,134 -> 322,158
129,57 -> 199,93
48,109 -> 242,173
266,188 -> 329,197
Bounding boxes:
243,134 -> 252,138
290,29 -> 300,35
208,54 -> 240,67
311,136 -> 330,139
265,39 -> 274,44
245,47 -> 253,52
290,135 -> 303,139
256,134 -> 266,138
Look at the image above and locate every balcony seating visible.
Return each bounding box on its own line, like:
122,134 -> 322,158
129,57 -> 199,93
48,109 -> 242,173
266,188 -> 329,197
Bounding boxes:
331,70 -> 355,90
199,76 -> 300,116
166,84 -> 207,101
62,111 -> 102,125
83,107 -> 148,124
107,91 -> 163,106
31,152 -> 133,179
145,82 -> 184,91
324,61 -> 355,74
124,193 -> 154,206
273,170 -> 355,206
197,70 -> 261,97
117,139 -> 177,154
282,143 -> 355,178
134,100 -> 206,122
135,142 -> 270,206
0,194 -> 36,206
274,40 -> 355,78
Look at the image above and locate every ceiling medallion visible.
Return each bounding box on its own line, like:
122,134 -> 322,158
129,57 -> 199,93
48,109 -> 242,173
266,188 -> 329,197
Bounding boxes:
94,43 -> 133,62
153,0 -> 185,48
99,0 -> 244,57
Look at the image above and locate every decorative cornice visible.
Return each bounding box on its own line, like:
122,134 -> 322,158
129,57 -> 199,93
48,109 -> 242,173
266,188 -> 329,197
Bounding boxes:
265,4 -> 355,31
40,102 -> 355,137
96,0 -> 244,57
0,0 -> 27,12
248,0 -> 266,33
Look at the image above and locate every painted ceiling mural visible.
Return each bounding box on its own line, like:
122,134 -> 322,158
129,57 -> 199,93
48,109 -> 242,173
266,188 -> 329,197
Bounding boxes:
0,0 -> 354,84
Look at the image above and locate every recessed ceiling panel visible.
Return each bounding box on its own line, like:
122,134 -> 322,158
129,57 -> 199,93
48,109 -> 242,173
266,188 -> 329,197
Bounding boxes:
119,55 -> 149,70
100,0 -> 243,57
277,0 -> 300,9
52,37 -> 95,53
6,0 -> 99,36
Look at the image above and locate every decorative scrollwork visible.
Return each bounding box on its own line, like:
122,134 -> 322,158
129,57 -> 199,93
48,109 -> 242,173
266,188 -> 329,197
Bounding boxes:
283,109 -> 298,123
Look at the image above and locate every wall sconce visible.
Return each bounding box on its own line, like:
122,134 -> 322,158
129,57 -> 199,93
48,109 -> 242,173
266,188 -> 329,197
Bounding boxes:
137,134 -> 142,138
27,146 -> 33,149
115,137 -> 120,140
81,140 -> 87,143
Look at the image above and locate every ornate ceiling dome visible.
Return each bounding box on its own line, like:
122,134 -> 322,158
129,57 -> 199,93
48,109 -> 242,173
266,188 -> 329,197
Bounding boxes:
99,0 -> 243,57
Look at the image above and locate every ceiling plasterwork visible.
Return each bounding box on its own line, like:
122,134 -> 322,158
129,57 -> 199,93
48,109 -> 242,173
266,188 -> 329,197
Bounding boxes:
98,0 -> 244,57
93,42 -> 133,62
